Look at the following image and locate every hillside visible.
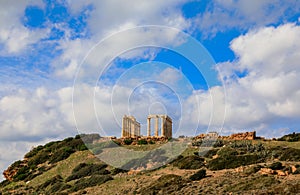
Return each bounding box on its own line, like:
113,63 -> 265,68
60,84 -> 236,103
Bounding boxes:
1,134 -> 300,194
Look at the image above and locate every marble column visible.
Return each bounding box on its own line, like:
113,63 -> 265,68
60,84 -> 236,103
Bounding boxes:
155,116 -> 159,137
147,117 -> 151,136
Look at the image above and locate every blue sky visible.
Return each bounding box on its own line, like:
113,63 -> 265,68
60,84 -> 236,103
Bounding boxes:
0,0 -> 300,179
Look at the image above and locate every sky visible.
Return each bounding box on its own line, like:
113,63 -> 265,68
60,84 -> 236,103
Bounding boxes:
1,0 -> 300,180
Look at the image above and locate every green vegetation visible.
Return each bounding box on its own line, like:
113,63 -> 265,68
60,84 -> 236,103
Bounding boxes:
226,175 -> 279,193
278,132 -> 300,142
189,169 -> 206,181
172,155 -> 205,169
139,174 -> 187,195
121,149 -> 168,170
2,134 -> 300,194
137,139 -> 148,145
208,153 -> 261,170
70,175 -> 113,192
66,163 -> 109,182
268,162 -> 283,170
124,139 -> 133,145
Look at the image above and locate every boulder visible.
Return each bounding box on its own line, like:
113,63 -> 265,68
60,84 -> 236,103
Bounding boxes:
259,168 -> 275,175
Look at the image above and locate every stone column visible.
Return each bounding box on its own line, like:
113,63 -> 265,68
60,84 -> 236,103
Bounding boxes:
155,116 -> 159,137
161,116 -> 165,137
147,117 -> 151,136
127,119 -> 130,137
122,117 -> 124,137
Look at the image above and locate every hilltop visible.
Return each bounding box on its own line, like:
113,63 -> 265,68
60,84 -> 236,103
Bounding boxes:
1,133 -> 300,194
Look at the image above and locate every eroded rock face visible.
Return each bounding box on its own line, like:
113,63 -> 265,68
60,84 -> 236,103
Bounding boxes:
3,168 -> 17,181
3,160 -> 27,181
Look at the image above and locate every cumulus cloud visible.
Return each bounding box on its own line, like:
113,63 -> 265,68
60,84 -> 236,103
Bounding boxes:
0,0 -> 49,54
195,0 -> 300,36
0,87 -> 76,141
52,0 -> 192,80
198,23 -> 300,136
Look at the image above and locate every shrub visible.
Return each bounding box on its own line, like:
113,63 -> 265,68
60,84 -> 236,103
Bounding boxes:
24,145 -> 44,158
70,175 -> 113,192
0,180 -> 10,188
9,160 -> 23,170
148,140 -> 155,144
66,163 -> 109,182
13,166 -> 31,181
217,147 -> 238,157
38,175 -> 63,190
27,151 -> 50,167
173,156 -> 205,169
189,169 -> 206,181
226,175 -> 279,192
49,147 -> 75,163
121,149 -> 167,170
244,165 -> 262,175
63,137 -> 74,142
139,174 -> 187,194
213,139 -> 226,147
279,148 -> 300,161
111,168 -> 128,175
199,148 -> 219,158
124,139 -> 133,145
138,139 -> 148,145
278,132 -> 300,142
208,154 -> 260,170
192,140 -> 202,147
268,162 -> 283,170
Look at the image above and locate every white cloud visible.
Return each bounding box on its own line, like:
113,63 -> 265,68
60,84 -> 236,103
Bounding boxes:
0,0 -> 49,54
0,87 -> 76,141
196,0 -> 300,36
199,23 -> 300,136
52,0 -> 192,80
80,0 -> 191,37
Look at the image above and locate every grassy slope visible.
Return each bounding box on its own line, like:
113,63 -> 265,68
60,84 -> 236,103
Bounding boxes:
1,139 -> 300,194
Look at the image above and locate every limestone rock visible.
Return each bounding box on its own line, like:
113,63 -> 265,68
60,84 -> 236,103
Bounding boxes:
259,168 -> 275,175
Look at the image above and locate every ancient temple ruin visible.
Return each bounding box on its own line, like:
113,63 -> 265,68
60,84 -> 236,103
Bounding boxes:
121,115 -> 141,138
147,114 -> 172,138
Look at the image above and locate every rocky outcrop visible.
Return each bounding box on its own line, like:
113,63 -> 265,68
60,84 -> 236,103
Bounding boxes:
3,160 -> 27,181
194,131 -> 256,141
223,131 -> 256,140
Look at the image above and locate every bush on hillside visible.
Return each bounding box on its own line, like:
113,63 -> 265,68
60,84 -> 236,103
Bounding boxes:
277,132 -> 300,142
189,169 -> 206,181
139,174 -> 187,195
66,163 -> 109,182
268,162 -> 283,170
124,139 -> 133,145
208,154 -> 260,170
138,139 -> 148,145
173,155 -> 205,169
70,175 -> 113,192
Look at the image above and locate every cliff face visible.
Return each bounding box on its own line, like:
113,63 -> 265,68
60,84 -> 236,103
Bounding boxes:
3,167 -> 18,181
3,160 -> 28,181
